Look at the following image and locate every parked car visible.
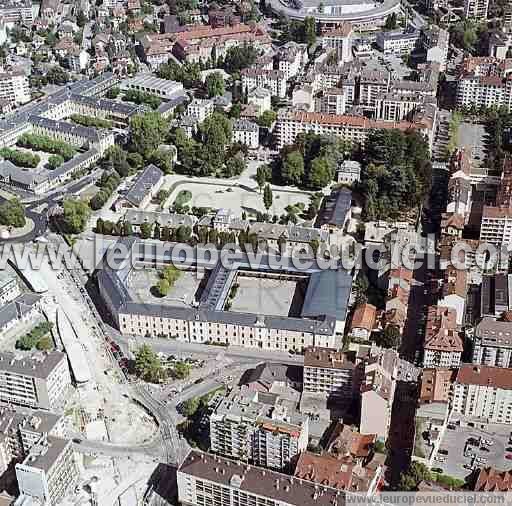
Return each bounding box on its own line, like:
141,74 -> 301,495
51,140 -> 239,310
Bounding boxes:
506,454 -> 512,460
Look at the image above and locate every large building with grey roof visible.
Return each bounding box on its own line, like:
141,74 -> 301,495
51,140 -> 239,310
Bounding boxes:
472,317 -> 512,368
0,350 -> 71,411
114,164 -> 164,211
178,449 -> 349,506
97,237 -> 352,352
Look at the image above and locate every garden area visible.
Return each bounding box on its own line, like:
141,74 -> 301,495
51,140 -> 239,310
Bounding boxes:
15,321 -> 54,351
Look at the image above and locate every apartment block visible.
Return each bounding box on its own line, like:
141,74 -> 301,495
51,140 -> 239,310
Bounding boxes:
209,388 -> 308,471
423,306 -> 463,368
464,0 -> 489,19
232,119 -> 259,149
0,70 -> 30,105
0,0 -> 33,23
322,22 -> 353,64
472,318 -> 512,367
0,407 -> 63,474
177,450 -> 347,506
0,351 -> 71,410
186,98 -> 215,122
16,435 -> 78,506
452,365 -> 512,423
360,349 -> 399,439
275,42 -> 308,80
376,30 -> 420,55
375,93 -> 425,122
480,206 -> 512,245
303,347 -> 356,400
241,68 -> 287,98
0,271 -> 20,306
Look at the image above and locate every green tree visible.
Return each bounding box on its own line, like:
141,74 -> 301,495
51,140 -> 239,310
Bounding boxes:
0,198 -> 25,228
47,154 -> 64,169
205,71 -> 225,97
181,397 -> 200,417
303,17 -> 316,46
256,110 -> 277,128
127,152 -> 144,169
255,164 -> 271,192
36,336 -> 53,351
173,361 -> 191,379
378,325 -> 401,349
282,151 -> 304,186
134,344 -> 165,382
308,156 -> 334,189
399,462 -> 432,491
123,221 -> 133,236
263,184 -> 273,211
130,112 -> 168,159
151,148 -> 174,174
224,156 -> 246,177
156,278 -> 170,296
384,12 -> 397,30
62,200 -> 90,234
140,222 -> 153,239
223,43 -> 258,74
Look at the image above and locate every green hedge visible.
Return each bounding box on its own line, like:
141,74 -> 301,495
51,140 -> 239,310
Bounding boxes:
70,114 -> 113,129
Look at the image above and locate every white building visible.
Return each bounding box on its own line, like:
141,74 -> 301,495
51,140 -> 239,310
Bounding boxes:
0,70 -> 30,105
0,351 -> 71,410
322,22 -> 354,63
315,88 -> 346,115
0,271 -> 20,306
247,87 -> 272,115
464,0 -> 489,20
232,119 -> 259,149
452,365 -> 512,423
472,318 -> 512,368
337,160 -> 361,184
209,388 -> 308,471
275,42 -> 308,80
376,30 -> 421,55
480,206 -> 512,245
241,68 -> 287,98
16,436 -> 79,506
421,27 -> 449,72
186,98 -> 214,122
375,93 -> 424,121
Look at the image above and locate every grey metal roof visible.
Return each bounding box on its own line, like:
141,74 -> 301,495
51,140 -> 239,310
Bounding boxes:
122,164 -> 163,207
48,147 -> 98,181
233,119 -> 258,133
124,209 -> 196,228
29,115 -> 101,142
301,270 -> 352,321
0,160 -> 48,187
0,349 -> 65,380
319,188 -> 352,227
19,436 -> 71,473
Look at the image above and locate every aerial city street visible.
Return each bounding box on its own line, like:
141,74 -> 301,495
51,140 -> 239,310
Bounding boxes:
0,0 -> 510,503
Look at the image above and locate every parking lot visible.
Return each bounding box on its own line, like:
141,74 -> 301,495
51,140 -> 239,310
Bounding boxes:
457,122 -> 489,167
433,422 -> 512,479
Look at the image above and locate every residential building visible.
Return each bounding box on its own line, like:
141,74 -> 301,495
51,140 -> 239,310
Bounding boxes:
359,348 -> 398,439
241,68 -> 287,98
350,304 -> 376,340
209,388 -> 308,470
275,42 -> 308,80
472,467 -> 512,491
0,351 -> 71,410
421,26 -> 449,72
232,119 -> 259,149
419,368 -> 456,404
247,87 -> 271,115
438,266 -> 467,325
480,206 -> 512,245
336,160 -> 361,184
472,317 -> 512,367
322,23 -> 353,63
16,435 -> 78,506
124,210 -> 197,234
481,274 -> 511,318
423,306 -> 463,367
0,294 -> 42,337
275,106 -> 436,150
177,449 -> 348,506
0,0 -> 34,23
0,271 -> 20,306
359,70 -> 390,109
375,92 -> 425,122
294,450 -> 383,496
187,98 -> 214,122
315,88 -> 346,115
376,30 -> 421,55
303,347 -> 356,400
0,70 -> 30,105
452,364 -> 512,423
113,164 -> 164,211
242,362 -> 303,394
464,0 -> 489,19
0,407 -> 63,474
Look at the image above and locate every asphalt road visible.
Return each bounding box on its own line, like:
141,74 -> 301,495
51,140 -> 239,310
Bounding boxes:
112,333 -> 305,366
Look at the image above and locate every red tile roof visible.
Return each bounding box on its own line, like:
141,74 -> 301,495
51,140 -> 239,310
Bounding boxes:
456,364 -> 512,390
473,468 -> 512,492
351,304 -> 377,332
